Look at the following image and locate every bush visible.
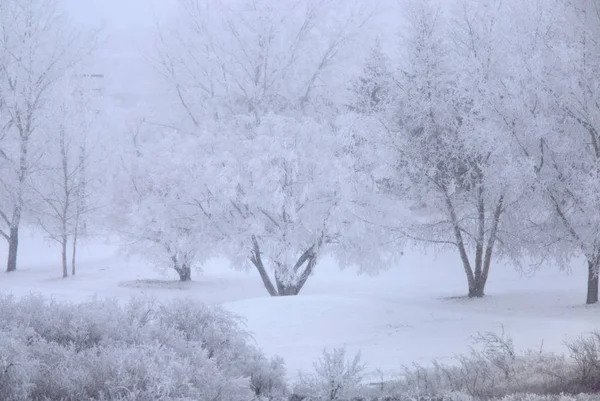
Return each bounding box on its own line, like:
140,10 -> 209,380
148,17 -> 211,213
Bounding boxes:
564,332 -> 600,393
498,396 -> 600,401
0,293 -> 287,400
293,346 -> 367,401
292,330 -> 600,401
372,330 -> 573,400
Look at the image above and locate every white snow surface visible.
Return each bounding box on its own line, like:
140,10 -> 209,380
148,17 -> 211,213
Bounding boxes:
0,231 -> 598,382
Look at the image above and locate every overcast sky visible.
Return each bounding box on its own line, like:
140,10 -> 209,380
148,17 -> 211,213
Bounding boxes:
62,0 -> 179,99
65,0 -> 174,30
62,0 -> 400,103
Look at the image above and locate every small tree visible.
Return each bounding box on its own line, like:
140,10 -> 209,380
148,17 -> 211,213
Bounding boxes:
295,347 -> 366,401
114,127 -> 225,282
32,75 -> 101,278
347,37 -> 395,115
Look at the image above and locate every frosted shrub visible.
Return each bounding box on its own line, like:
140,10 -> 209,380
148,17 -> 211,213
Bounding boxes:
498,396 -> 600,401
249,354 -> 288,400
294,347 -> 366,401
0,327 -> 39,401
294,333 -> 600,401
0,294 -> 287,400
0,294 -> 137,349
392,331 -> 569,399
379,331 -> 600,400
28,342 -> 248,400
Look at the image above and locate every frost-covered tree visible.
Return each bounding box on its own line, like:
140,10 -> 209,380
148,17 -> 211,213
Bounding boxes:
0,0 -> 88,273
524,0 -> 600,304
155,0 -> 373,122
295,347 -> 366,401
222,114 -> 348,296
146,0 -> 387,295
113,126 -> 227,282
345,0 -> 537,298
347,37 -> 395,115
32,74 -> 102,278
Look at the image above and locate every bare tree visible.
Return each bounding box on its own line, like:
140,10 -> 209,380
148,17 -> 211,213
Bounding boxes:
32,75 -> 101,277
0,0 -> 89,273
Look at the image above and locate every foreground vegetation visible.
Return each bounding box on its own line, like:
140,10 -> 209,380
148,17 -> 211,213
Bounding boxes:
0,295 -> 286,400
1,295 -> 600,400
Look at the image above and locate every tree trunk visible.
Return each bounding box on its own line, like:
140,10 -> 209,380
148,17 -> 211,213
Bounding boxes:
444,192 -> 477,296
587,259 -> 599,305
250,236 -> 278,296
176,264 -> 191,282
71,232 -> 77,276
8,123 -> 28,273
250,237 -> 319,296
6,226 -> 19,273
469,276 -> 486,298
274,273 -> 302,296
61,237 -> 68,278
271,253 -> 317,296
473,182 -> 485,289
467,196 -> 503,299
274,244 -> 319,296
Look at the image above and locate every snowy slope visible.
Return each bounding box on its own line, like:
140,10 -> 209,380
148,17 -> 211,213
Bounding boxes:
0,231 -> 597,382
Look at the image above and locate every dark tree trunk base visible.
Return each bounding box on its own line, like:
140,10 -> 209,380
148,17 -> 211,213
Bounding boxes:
587,260 -> 599,305
6,227 -> 19,273
468,277 -> 486,298
275,277 -> 300,296
177,267 -> 191,282
275,286 -> 301,296
468,288 -> 485,298
251,238 -> 319,297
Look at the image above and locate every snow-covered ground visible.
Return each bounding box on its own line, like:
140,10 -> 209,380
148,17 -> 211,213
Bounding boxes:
0,230 -> 598,382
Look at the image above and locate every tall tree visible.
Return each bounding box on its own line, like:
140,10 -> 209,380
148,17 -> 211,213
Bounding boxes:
524,0 -> 600,304
346,0 -> 536,298
0,0 -> 88,272
32,74 -> 102,278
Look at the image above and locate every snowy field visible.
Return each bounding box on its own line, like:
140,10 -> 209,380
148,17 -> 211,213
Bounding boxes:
1,231 -> 598,382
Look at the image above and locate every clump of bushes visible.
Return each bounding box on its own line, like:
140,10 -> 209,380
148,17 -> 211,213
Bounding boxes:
0,294 -> 287,401
5,293 -> 600,401
290,331 -> 600,401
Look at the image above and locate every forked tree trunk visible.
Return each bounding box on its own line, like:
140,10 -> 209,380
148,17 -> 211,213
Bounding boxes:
445,187 -> 503,299
275,276 -> 300,296
169,251 -> 192,281
250,236 -> 318,296
587,258 -> 599,305
469,277 -> 486,298
6,226 -> 19,273
250,236 -> 278,296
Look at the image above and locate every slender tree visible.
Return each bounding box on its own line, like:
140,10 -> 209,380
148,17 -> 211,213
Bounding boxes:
0,0 -> 88,272
33,75 -> 101,278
